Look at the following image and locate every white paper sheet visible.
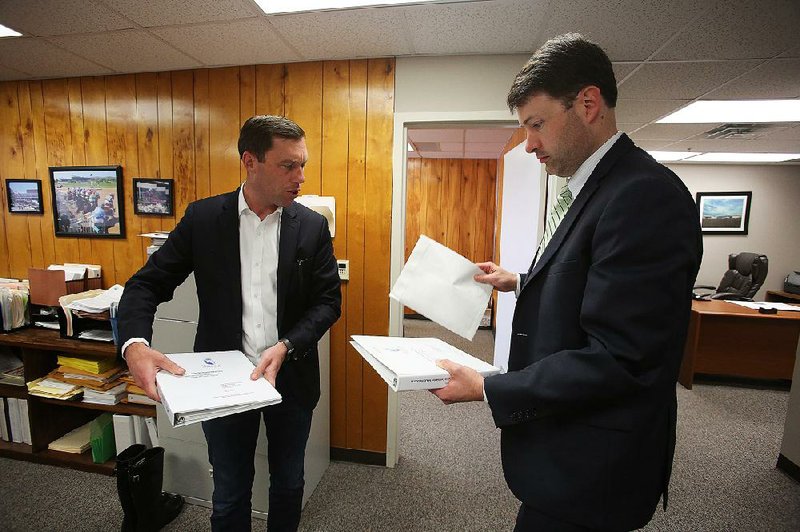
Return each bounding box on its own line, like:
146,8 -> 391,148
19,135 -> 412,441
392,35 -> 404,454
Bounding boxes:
390,235 -> 492,340
727,301 -> 800,312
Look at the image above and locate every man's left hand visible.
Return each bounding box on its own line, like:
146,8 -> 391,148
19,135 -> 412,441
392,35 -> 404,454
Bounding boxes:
431,359 -> 484,404
251,342 -> 288,386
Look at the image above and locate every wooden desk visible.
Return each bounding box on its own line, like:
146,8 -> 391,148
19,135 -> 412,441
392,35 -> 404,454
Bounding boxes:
766,290 -> 800,304
679,300 -> 800,389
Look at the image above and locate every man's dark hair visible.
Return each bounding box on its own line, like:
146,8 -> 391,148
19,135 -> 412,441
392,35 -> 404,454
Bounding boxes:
237,115 -> 305,161
507,33 -> 617,112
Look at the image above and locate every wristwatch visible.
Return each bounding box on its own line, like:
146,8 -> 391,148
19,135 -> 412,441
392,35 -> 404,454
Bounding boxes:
279,338 -> 295,357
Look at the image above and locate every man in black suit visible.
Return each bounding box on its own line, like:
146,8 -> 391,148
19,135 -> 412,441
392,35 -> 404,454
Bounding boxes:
118,115 -> 341,532
433,34 -> 702,531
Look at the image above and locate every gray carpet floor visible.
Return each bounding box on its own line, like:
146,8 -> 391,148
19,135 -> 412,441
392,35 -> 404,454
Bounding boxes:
1,320 -> 799,531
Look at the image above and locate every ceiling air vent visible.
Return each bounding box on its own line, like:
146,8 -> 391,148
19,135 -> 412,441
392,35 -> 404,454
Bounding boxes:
704,123 -> 769,140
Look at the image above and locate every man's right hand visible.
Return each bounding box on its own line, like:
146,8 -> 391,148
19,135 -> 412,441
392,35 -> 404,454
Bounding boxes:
124,342 -> 185,402
474,261 -> 517,292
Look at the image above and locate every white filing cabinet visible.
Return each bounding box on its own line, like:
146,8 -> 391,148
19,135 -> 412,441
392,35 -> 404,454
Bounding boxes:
151,273 -> 331,518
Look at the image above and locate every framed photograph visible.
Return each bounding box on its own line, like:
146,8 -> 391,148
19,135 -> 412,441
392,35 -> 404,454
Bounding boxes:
133,178 -> 174,216
49,165 -> 125,238
696,191 -> 752,235
6,179 -> 44,214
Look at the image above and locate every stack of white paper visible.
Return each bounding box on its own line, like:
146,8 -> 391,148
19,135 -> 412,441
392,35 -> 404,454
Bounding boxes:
390,235 -> 492,340
65,284 -> 124,312
351,335 -> 501,391
156,351 -> 282,427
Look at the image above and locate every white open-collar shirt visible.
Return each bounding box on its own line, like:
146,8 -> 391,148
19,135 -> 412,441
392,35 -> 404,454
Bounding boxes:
238,184 -> 282,365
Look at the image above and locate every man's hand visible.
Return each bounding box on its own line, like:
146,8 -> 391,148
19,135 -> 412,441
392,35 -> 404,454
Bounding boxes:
125,342 -> 185,402
431,359 -> 484,404
251,342 -> 288,387
474,261 -> 517,292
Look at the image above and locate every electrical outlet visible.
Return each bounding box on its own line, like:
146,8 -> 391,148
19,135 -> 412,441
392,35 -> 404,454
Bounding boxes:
337,259 -> 350,281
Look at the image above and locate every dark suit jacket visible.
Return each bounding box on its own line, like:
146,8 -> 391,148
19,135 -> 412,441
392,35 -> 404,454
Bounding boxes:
484,134 -> 702,530
118,189 -> 342,410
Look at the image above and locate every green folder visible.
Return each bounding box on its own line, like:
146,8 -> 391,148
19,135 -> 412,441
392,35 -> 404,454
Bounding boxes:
90,413 -> 115,464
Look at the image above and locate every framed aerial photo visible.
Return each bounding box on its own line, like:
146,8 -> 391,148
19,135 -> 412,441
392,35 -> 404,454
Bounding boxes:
133,178 -> 174,216
6,179 -> 44,214
49,165 -> 126,238
695,191 -> 752,235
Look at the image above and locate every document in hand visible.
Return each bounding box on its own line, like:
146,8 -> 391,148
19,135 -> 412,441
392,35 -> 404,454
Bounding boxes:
156,351 -> 282,427
390,235 -> 493,340
351,335 -> 501,391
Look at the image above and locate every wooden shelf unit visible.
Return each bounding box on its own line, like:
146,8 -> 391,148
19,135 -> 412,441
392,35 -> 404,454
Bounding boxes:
0,328 -> 155,475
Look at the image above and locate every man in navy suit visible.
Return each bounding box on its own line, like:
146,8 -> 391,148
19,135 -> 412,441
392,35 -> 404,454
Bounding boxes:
434,34 -> 702,531
118,115 -> 341,531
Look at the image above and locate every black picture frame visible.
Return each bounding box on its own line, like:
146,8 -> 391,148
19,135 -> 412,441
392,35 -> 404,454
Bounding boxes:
6,179 -> 44,214
695,191 -> 752,235
133,178 -> 174,216
49,165 -> 126,238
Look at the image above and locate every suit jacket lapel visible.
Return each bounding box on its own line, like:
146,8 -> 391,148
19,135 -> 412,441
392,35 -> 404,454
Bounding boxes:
522,134 -> 635,291
277,202 -> 299,328
218,189 -> 243,315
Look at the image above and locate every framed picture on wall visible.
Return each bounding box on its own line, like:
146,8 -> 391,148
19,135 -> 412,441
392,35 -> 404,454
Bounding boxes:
695,191 -> 752,235
133,178 -> 174,216
49,165 -> 126,238
6,179 -> 44,214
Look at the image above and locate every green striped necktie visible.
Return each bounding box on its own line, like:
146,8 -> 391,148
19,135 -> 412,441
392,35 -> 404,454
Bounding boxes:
536,184 -> 574,259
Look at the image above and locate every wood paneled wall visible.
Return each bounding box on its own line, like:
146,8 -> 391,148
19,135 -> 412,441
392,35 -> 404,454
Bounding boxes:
0,59 -> 394,454
405,158 -> 497,265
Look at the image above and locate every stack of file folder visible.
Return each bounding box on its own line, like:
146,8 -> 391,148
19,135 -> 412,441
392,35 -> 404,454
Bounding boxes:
351,335 -> 501,391
27,376 -> 83,400
57,354 -> 117,374
48,421 -> 92,453
156,350 -> 282,427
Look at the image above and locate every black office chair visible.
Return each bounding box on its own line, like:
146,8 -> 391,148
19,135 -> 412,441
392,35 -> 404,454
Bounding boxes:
693,252 -> 768,301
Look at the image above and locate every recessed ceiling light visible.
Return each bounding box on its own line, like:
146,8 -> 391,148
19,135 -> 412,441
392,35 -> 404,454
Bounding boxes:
255,0 -> 464,15
685,152 -> 800,163
0,24 -> 22,38
647,151 -> 697,162
657,100 -> 800,123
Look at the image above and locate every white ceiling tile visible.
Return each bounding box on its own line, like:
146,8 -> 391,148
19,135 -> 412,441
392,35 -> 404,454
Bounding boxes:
629,139 -> 676,150
0,38 -> 113,78
465,142 -> 505,152
633,123 -> 724,141
537,0 -> 707,61
105,0 -> 258,27
613,63 -> 640,83
666,138 -> 800,152
756,124 -> 800,141
268,9 -> 414,60
439,142 -> 464,152
418,151 -> 462,158
0,0 -> 134,36
408,129 -> 464,143
151,18 -> 300,66
407,152 -> 421,158
0,64 -> 28,81
654,0 -> 800,60
617,123 -> 646,134
403,0 -> 549,55
464,128 -> 516,143
464,152 -> 502,159
615,99 -> 689,124
51,30 -> 201,73
618,61 -> 762,100
704,58 -> 800,100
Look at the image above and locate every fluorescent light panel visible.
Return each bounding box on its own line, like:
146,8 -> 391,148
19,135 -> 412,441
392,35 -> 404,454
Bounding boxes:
256,0 -> 454,15
686,152 -> 800,163
0,24 -> 22,37
658,100 -> 800,123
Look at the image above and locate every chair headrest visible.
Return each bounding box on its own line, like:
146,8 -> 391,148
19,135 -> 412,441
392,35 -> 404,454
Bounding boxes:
728,252 -> 766,276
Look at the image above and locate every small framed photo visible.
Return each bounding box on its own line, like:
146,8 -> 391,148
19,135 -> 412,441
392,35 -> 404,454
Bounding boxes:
6,179 -> 44,214
49,165 -> 125,238
133,178 -> 174,216
696,191 -> 752,235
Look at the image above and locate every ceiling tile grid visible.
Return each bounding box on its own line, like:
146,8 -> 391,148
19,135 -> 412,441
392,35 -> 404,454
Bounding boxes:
50,30 -> 202,73
0,38 -> 113,78
704,58 -> 800,100
0,0 -> 133,36
101,0 -> 259,27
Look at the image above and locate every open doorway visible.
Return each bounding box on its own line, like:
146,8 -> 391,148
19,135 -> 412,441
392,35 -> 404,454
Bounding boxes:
400,124 -> 518,365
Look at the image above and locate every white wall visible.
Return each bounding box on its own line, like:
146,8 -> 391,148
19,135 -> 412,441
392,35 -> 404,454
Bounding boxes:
665,163 -> 800,300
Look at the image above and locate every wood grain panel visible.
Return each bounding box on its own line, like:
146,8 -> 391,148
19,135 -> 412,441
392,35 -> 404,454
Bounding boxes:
285,62 -> 322,196
0,57 -> 395,457
361,58 -> 393,452
321,60 -> 351,448
341,59 -> 368,449
207,68 -> 239,197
